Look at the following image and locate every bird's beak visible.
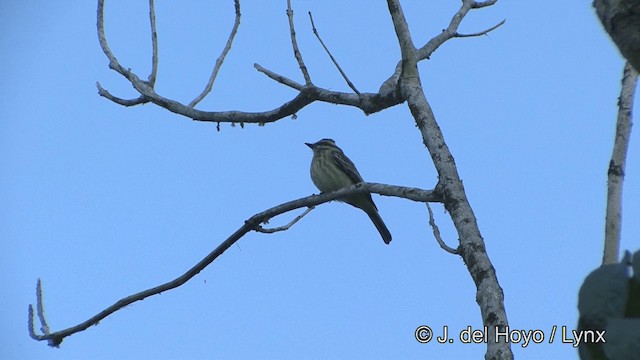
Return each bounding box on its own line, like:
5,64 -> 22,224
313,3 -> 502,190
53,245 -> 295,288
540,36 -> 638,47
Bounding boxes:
305,142 -> 315,149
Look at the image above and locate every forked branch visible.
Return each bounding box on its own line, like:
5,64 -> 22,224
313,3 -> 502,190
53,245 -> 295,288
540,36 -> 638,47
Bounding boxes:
96,0 -> 501,122
29,182 -> 440,346
387,0 -> 511,358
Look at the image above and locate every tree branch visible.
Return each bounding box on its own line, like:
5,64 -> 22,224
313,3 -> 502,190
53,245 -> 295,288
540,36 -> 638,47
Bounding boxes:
96,0 -> 400,122
97,1 -> 499,124
416,0 -> 501,60
455,19 -> 505,38
147,0 -> 158,86
426,204 -> 459,254
386,0 -> 511,358
188,0 -> 241,108
255,206 -> 314,233
29,182 -> 439,346
96,83 -> 148,106
603,62 -> 638,265
308,11 -> 360,95
96,0 -> 152,105
471,0 -> 498,9
286,0 -> 312,85
254,63 -> 305,91
379,0 -> 502,97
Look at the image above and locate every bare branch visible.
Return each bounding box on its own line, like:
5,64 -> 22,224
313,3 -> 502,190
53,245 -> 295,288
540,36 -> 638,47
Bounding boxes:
603,62 -> 638,265
29,182 -> 439,345
417,0 -> 500,61
97,0 -> 439,122
189,0 -> 241,107
96,0 -> 151,103
380,0 -> 502,92
308,12 -> 360,95
255,206 -> 315,233
28,305 -> 37,339
455,19 -> 505,38
426,204 -> 459,254
96,0 -> 402,122
96,0 -> 117,71
387,0 -> 511,358
28,279 -> 63,347
36,279 -> 50,336
96,82 -> 148,106
95,1 -> 496,125
254,63 -> 305,91
471,0 -> 498,8
286,0 -> 312,85
148,0 -> 158,86
254,65 -> 404,114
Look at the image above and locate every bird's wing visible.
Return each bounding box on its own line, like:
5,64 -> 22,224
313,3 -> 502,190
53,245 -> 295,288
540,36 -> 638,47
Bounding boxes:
332,150 -> 365,184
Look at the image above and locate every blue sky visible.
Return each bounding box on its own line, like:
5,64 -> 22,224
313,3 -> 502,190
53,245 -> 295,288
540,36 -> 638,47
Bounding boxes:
2,1 -> 639,359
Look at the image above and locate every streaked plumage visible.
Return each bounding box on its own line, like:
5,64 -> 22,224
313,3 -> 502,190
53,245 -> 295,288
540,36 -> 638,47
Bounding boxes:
305,138 -> 392,244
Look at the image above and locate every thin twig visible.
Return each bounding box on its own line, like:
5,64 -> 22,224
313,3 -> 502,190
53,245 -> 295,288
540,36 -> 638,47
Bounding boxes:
254,63 -> 305,90
455,19 -> 505,38
603,62 -> 638,265
308,12 -> 360,95
147,0 -> 158,86
189,0 -> 242,107
255,207 -> 314,233
471,0 -> 498,9
426,204 -> 459,254
36,279 -> 50,336
96,83 -> 148,106
286,0 -> 312,85
28,305 -> 37,339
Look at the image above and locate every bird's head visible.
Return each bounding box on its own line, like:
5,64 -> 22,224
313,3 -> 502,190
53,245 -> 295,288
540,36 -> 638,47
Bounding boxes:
305,138 -> 337,152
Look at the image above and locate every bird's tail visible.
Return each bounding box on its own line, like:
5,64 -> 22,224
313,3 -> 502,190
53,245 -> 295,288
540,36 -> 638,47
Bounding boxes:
365,208 -> 392,244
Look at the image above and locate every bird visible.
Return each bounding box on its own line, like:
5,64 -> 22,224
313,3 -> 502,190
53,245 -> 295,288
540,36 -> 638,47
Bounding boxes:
305,138 -> 392,244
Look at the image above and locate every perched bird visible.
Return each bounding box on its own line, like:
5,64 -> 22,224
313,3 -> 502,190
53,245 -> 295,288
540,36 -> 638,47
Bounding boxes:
305,138 -> 392,244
